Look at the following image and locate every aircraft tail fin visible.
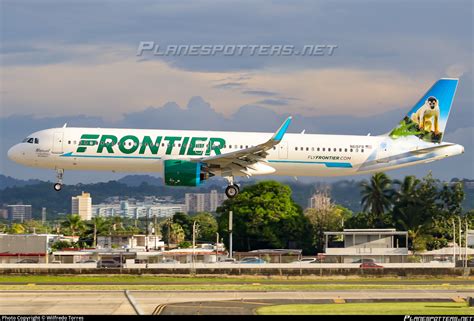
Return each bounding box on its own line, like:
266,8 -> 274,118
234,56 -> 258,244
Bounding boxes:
388,78 -> 458,143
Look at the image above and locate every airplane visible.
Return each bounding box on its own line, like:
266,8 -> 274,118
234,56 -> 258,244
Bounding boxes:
7,78 -> 464,198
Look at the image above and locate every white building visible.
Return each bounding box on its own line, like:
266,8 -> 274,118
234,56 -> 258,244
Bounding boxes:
324,229 -> 408,263
97,234 -> 164,250
71,192 -> 92,220
7,204 -> 32,222
185,190 -> 226,213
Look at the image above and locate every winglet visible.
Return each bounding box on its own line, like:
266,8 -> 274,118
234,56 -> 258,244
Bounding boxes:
272,116 -> 292,142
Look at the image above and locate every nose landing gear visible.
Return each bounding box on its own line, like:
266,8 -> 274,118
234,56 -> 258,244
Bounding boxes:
224,176 -> 240,198
53,169 -> 64,191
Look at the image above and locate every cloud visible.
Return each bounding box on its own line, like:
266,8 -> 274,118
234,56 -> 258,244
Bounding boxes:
242,90 -> 278,97
257,99 -> 289,106
4,54 -> 454,120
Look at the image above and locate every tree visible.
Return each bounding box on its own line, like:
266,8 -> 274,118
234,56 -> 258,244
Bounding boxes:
192,212 -> 218,242
216,181 -> 310,252
172,212 -> 193,240
61,214 -> 85,237
305,201 -> 352,253
9,223 -> 25,234
360,172 -> 394,227
168,223 -> 185,244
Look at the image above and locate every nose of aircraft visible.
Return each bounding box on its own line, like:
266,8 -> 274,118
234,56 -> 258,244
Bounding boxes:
7,144 -> 20,162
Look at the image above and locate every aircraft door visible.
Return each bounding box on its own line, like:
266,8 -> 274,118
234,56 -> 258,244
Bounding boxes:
52,132 -> 64,154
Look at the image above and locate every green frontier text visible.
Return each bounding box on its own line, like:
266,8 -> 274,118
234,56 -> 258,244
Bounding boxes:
76,134 -> 226,156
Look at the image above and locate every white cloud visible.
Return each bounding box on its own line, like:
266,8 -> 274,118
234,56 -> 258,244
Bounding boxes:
2,47 -> 436,120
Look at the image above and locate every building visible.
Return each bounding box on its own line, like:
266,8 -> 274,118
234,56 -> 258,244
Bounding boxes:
185,190 -> 226,213
308,191 -> 331,209
0,209 -> 8,220
7,205 -> 32,222
97,234 -> 164,251
71,192 -> 92,220
0,234 -> 59,263
323,229 -> 408,263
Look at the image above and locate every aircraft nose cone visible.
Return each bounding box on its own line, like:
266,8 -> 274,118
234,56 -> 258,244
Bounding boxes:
7,144 -> 20,162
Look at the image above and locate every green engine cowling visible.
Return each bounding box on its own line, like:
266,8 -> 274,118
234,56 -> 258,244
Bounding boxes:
163,159 -> 209,186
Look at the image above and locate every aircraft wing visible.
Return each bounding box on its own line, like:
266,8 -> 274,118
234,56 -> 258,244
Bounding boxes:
196,116 -> 292,170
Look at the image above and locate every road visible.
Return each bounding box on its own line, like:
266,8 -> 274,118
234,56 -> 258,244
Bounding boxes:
0,289 -> 471,315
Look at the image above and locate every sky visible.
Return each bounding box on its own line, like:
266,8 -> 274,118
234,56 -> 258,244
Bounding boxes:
0,0 -> 472,184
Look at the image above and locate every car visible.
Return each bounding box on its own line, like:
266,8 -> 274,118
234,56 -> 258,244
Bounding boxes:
359,262 -> 383,268
352,258 -> 376,264
236,257 -> 266,264
218,258 -> 236,263
98,259 -> 122,268
291,258 -> 317,264
16,259 -> 38,264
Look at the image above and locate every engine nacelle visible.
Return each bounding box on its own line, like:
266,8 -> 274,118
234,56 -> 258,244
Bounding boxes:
163,159 -> 209,186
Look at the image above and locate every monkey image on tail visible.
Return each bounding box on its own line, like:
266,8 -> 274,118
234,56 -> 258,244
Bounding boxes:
410,96 -> 440,134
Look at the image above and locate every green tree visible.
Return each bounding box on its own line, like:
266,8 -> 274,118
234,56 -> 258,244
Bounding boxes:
172,212 -> 193,240
305,203 -> 352,253
360,172 -> 394,227
9,223 -> 26,234
169,223 -> 185,244
61,214 -> 85,237
192,212 -> 218,242
216,181 -> 310,252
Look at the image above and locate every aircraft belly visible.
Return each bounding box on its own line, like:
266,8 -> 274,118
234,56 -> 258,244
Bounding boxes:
270,162 -> 355,177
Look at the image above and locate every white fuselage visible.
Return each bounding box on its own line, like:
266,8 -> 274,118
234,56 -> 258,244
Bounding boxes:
8,127 -> 464,178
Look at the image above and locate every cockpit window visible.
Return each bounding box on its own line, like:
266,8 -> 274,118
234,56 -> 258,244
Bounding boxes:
27,138 -> 34,144
34,138 -> 39,144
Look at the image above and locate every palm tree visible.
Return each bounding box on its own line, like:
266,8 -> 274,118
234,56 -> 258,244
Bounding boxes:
91,216 -> 109,247
360,172 -> 394,227
393,175 -> 420,204
62,214 -> 85,237
395,207 -> 432,253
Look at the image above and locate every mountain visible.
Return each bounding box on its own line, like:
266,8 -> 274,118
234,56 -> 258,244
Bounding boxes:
118,175 -> 165,187
0,174 -> 42,189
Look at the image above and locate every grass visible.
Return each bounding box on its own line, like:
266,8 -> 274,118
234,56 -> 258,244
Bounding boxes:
0,274 -> 472,284
256,302 -> 474,315
0,275 -> 471,291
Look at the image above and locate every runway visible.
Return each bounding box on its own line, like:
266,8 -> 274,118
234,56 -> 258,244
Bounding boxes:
0,289 -> 471,315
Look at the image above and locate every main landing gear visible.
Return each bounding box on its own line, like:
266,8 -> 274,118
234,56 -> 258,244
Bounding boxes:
53,169 -> 64,191
224,176 -> 240,198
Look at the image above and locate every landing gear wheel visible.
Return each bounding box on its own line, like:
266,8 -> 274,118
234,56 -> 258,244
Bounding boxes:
225,185 -> 239,198
233,184 -> 240,192
53,183 -> 62,191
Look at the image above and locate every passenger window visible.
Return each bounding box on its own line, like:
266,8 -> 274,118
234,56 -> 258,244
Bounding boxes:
350,149 -> 353,152
317,148 -> 320,151
306,147 -> 309,151
295,147 -> 298,151
361,149 -> 364,153
345,148 -> 347,152
328,148 -> 331,152
322,148 -> 325,151
339,148 -> 342,152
